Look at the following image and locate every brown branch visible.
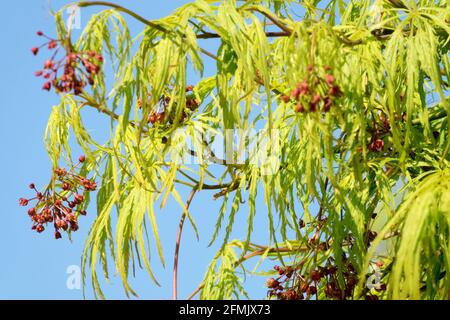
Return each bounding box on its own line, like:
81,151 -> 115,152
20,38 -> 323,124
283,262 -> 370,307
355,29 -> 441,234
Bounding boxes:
196,31 -> 290,39
244,6 -> 292,35
173,188 -> 197,300
80,97 -> 120,121
76,1 -> 216,61
76,1 -> 168,33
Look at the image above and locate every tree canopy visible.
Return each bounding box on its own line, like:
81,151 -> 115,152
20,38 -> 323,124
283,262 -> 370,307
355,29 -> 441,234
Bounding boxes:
21,0 -> 450,300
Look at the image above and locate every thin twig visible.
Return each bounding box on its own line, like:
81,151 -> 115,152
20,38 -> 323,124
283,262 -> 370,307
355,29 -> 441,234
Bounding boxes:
244,6 -> 292,35
173,187 -> 197,300
196,31 -> 290,39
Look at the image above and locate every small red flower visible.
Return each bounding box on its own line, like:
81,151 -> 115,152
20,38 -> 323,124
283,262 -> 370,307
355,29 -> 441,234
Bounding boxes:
369,139 -> 385,152
42,82 -> 51,91
27,208 -> 36,216
44,59 -> 54,69
266,278 -> 280,289
297,81 -> 309,95
295,103 -> 305,113
48,41 -> 57,49
325,74 -> 335,86
74,194 -> 84,204
281,95 -> 290,103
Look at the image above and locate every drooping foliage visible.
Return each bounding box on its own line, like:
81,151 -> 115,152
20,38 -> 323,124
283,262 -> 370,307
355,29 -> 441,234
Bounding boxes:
25,0 -> 450,300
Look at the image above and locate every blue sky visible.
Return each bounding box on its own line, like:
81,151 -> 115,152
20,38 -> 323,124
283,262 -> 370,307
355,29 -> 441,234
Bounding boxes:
0,0 -> 285,300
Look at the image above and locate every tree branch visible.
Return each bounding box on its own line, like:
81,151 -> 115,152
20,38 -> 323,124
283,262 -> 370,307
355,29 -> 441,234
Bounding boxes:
244,6 -> 292,35
76,1 -> 168,33
196,30 -> 290,39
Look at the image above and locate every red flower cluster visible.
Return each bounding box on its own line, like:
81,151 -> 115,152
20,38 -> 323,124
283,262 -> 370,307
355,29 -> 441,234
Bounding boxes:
32,31 -> 103,95
19,156 -> 96,239
141,85 -> 199,126
267,255 -> 385,300
280,65 -> 342,114
267,217 -> 385,300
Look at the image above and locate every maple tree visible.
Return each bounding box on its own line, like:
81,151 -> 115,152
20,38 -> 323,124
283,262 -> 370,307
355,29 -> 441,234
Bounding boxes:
22,0 -> 450,300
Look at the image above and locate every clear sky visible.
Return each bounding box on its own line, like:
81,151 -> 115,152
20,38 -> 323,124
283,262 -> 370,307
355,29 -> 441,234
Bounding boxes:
0,0 -> 283,299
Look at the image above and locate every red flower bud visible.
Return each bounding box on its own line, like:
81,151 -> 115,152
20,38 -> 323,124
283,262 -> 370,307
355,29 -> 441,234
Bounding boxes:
78,155 -> 86,163
62,182 -> 70,191
295,103 -> 305,113
74,194 -> 84,203
148,114 -> 157,124
266,278 -> 280,289
48,41 -> 57,50
325,74 -> 335,86
369,139 -> 384,152
54,231 -> 62,239
297,81 -> 309,95
311,94 -> 321,105
323,97 -> 333,112
60,220 -> 68,231
35,71 -> 43,77
291,88 -> 301,99
37,31 -> 44,36
31,47 -> 39,55
44,60 -> 54,69
19,198 -> 29,206
281,95 -> 290,103
42,82 -> 52,91
28,208 -> 36,216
